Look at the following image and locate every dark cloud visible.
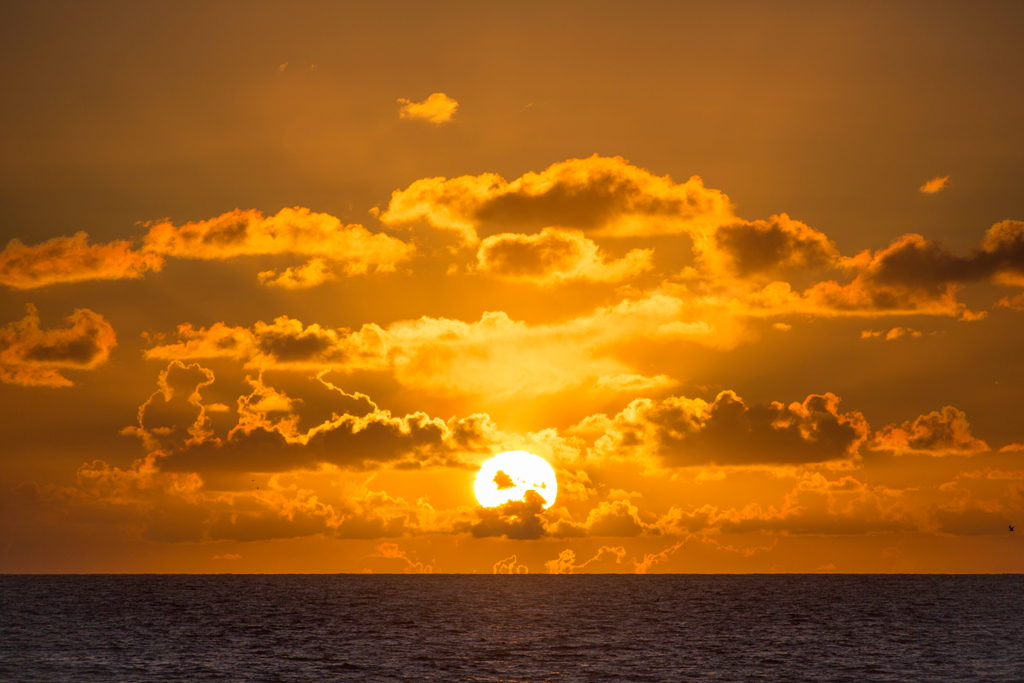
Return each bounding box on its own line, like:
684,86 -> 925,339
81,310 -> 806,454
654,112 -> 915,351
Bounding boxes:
580,391 -> 869,466
710,214 -> 837,277
464,490 -> 548,540
872,406 -> 989,456
0,304 -> 117,387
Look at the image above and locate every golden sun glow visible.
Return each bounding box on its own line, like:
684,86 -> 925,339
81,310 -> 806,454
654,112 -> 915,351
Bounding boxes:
474,451 -> 558,508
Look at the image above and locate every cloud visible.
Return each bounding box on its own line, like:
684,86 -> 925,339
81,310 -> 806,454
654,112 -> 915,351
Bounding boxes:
362,543 -> 434,573
0,305 -> 117,387
493,554 -> 529,574
475,228 -> 653,284
700,214 -> 838,279
145,315 -> 389,371
258,258 -> 337,289
146,293 -> 726,397
120,358 -> 502,475
141,207 -> 413,273
714,473 -> 911,535
0,233 -> 164,289
860,327 -> 923,340
593,373 -> 676,392
398,93 -> 459,124
212,553 -> 241,560
920,176 -> 950,194
737,221 -> 1024,317
544,546 -> 626,574
379,154 -> 734,244
120,360 -> 221,451
464,490 -> 549,540
549,499 -> 658,538
871,406 -> 989,456
633,540 -> 685,574
574,390 -> 869,467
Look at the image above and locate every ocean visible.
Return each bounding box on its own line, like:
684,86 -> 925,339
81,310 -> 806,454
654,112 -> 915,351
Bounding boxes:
2,575 -> 1021,682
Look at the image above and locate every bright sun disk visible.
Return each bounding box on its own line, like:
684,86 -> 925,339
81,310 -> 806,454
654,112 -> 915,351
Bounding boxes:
474,451 -> 558,508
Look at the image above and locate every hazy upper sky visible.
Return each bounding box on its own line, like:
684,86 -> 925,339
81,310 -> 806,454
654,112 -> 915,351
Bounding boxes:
2,1 -> 1023,573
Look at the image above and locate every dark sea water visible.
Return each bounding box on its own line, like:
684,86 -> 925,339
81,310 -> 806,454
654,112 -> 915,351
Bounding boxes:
1,575 -> 1022,682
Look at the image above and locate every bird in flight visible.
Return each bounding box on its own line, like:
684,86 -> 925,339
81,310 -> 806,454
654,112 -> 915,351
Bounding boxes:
1010,524 -> 1015,532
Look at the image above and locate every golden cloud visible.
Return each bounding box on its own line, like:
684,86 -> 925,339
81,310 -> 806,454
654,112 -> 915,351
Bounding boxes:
0,233 -> 163,289
146,293 -> 727,397
257,258 -> 337,289
0,304 -> 117,387
379,154 -> 734,244
543,546 -> 626,574
920,176 -> 950,194
476,228 -> 653,284
142,207 -> 413,273
397,93 -> 459,124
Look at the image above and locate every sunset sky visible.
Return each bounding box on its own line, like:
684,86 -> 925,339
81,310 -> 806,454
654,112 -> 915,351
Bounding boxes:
2,1 -> 1023,573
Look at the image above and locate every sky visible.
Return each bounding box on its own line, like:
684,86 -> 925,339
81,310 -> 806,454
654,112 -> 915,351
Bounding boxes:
2,0 -> 1023,574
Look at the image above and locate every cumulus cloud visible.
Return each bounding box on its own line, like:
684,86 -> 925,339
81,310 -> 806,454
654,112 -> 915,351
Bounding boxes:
544,546 -> 626,574
120,357 -> 503,476
146,293 -> 725,397
871,406 -> 989,456
476,228 -> 653,284
1,207 -> 412,290
633,540 -> 685,574
548,499 -> 657,538
700,214 -> 838,279
258,258 -> 337,289
0,233 -> 164,289
920,176 -> 950,194
0,304 -> 117,387
362,543 -> 434,573
142,207 -> 413,273
734,220 -> 1024,317
397,93 -> 459,124
713,473 -> 910,535
379,154 -> 734,244
493,554 -> 529,574
573,391 -> 869,467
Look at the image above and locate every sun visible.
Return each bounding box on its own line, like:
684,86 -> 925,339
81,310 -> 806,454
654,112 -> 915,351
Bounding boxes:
474,451 -> 558,508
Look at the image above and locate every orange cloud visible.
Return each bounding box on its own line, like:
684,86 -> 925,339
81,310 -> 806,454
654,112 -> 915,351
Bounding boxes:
0,232 -> 163,289
543,546 -> 626,574
860,327 -> 924,340
141,207 -> 413,273
397,93 -> 459,124
379,154 -> 734,244
714,473 -> 911,535
633,540 -> 685,574
492,554 -> 529,574
699,214 -> 838,279
142,370 -> 498,474
145,293 -> 724,396
574,391 -> 869,467
476,228 -> 653,284
257,258 -> 337,289
0,304 -> 117,387
920,176 -> 950,194
871,406 -> 989,456
549,499 -> 657,538
362,543 -> 434,573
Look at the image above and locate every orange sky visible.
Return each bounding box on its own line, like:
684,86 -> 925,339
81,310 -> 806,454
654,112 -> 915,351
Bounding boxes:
2,1 -> 1023,573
